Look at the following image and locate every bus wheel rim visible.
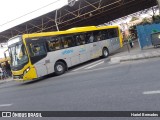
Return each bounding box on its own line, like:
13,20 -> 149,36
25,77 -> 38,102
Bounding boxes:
57,65 -> 63,72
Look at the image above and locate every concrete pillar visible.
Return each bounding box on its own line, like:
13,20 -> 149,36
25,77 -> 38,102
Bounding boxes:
157,0 -> 160,14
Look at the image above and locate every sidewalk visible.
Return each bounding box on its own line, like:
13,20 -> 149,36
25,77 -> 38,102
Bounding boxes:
0,77 -> 13,84
110,41 -> 160,63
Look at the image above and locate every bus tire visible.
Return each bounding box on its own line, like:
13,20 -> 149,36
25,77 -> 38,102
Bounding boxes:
54,61 -> 66,76
102,47 -> 109,58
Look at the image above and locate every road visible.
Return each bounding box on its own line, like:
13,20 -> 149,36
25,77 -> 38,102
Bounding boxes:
0,58 -> 160,119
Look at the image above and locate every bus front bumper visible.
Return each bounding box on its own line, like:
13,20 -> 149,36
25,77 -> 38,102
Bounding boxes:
12,67 -> 37,81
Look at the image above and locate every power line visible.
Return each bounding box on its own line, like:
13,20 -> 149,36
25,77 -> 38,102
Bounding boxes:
0,0 -> 62,27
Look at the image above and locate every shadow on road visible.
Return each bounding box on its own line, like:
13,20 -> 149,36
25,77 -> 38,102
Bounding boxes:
21,74 -> 56,85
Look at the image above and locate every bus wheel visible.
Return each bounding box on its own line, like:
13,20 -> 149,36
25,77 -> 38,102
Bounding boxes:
54,61 -> 66,75
102,48 -> 109,58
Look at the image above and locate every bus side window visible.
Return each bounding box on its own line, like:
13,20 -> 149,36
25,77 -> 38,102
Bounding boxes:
54,38 -> 61,50
107,28 -> 118,39
79,34 -> 85,45
61,37 -> 66,48
47,41 -> 55,51
97,31 -> 102,41
29,43 -> 46,57
93,31 -> 101,42
74,34 -> 85,46
68,36 -> 75,47
84,32 -> 94,43
89,33 -> 94,43
47,37 -> 62,51
47,38 -> 56,51
64,39 -> 69,48
62,36 -> 74,48
114,28 -> 119,37
74,35 -> 81,46
85,33 -> 90,44
101,31 -> 108,40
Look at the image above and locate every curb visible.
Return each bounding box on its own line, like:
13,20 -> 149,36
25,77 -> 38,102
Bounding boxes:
0,81 -> 7,85
110,53 -> 160,63
120,55 -> 160,62
0,79 -> 13,85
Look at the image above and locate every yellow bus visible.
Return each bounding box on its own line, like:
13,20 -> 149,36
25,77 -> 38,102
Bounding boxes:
7,25 -> 123,81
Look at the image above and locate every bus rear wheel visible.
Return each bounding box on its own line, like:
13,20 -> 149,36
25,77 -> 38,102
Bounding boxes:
102,48 -> 109,58
54,61 -> 66,76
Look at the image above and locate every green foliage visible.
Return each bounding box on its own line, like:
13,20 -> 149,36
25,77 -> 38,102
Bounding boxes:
130,16 -> 139,22
141,18 -> 152,25
152,15 -> 160,23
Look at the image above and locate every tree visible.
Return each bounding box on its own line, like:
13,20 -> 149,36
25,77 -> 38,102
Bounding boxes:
152,15 -> 160,23
130,16 -> 139,22
137,17 -> 152,25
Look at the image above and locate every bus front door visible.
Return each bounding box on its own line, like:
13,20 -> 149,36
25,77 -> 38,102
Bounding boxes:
28,41 -> 48,78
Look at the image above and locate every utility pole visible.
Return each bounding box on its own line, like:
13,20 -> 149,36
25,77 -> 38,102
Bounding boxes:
157,0 -> 160,14
55,9 -> 59,31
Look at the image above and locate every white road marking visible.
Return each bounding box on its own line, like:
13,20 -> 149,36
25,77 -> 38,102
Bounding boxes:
143,90 -> 160,95
72,60 -> 103,71
0,104 -> 12,107
59,63 -> 121,78
85,61 -> 104,69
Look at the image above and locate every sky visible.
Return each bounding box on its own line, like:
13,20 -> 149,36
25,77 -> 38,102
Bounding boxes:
0,0 -> 68,58
0,0 -> 68,33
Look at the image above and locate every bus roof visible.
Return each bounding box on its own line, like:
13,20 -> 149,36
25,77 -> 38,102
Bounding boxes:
23,25 -> 120,39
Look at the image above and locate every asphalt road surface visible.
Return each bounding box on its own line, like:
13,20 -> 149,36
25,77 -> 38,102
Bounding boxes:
0,58 -> 160,120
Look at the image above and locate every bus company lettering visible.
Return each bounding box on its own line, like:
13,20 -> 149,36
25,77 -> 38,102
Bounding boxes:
62,50 -> 73,55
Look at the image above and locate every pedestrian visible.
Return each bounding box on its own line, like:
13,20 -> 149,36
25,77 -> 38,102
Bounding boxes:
5,61 -> 12,77
2,65 -> 7,79
128,35 -> 133,48
0,67 -> 3,80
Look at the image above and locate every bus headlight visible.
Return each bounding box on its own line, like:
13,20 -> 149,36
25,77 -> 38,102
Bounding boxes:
23,67 -> 30,75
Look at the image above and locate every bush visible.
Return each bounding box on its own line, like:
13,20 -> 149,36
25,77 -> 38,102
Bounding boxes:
152,15 -> 160,23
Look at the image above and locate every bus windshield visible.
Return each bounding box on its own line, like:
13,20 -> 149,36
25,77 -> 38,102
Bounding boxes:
8,43 -> 28,67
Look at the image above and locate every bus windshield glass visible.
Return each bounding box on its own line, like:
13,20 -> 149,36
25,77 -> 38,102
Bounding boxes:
8,42 -> 28,67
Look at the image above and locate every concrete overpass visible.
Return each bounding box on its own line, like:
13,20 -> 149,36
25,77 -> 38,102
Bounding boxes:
0,0 -> 158,43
